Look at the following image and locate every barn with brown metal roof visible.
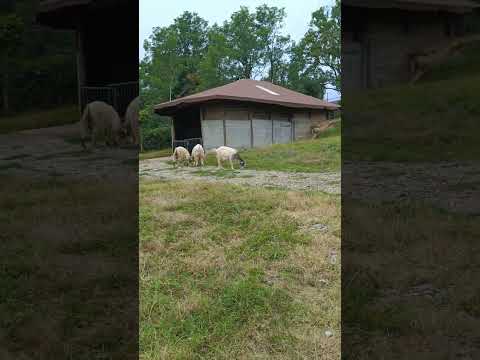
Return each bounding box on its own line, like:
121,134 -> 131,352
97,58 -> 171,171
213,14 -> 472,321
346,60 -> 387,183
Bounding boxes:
36,0 -> 138,115
342,0 -> 478,90
154,79 -> 340,150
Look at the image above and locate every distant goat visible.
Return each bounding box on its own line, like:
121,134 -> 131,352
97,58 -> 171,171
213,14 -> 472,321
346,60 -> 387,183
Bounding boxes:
80,101 -> 122,150
191,143 -> 205,167
123,96 -> 140,146
172,146 -> 190,167
213,146 -> 245,170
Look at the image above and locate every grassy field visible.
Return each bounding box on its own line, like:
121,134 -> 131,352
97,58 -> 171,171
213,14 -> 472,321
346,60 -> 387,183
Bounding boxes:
343,198 -> 480,357
207,123 -> 340,173
141,122 -> 341,173
139,148 -> 172,160
1,175 -> 138,359
140,180 -> 340,359
0,105 -> 79,134
343,43 -> 480,162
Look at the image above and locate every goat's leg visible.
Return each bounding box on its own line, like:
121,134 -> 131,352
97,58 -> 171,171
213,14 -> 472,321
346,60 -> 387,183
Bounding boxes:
91,129 -> 97,151
229,158 -> 234,170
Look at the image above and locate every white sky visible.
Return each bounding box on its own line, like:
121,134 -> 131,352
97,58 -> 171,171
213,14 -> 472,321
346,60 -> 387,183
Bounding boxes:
139,0 -> 340,100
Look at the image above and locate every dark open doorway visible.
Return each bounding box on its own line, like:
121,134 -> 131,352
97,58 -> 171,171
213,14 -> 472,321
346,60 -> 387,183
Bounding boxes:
172,106 -> 202,140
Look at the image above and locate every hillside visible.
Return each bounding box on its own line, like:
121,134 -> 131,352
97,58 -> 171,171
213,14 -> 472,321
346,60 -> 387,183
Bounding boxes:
343,73 -> 480,162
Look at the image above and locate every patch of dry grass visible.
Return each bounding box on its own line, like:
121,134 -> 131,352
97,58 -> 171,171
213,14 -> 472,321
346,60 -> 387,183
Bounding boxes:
0,175 -> 138,359
343,198 -> 480,358
140,180 -> 340,359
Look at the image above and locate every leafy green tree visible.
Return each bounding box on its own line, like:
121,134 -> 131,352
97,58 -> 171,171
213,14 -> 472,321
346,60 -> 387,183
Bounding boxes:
197,25 -> 232,90
255,5 -> 291,84
0,13 -> 24,113
221,6 -> 262,79
302,0 -> 341,92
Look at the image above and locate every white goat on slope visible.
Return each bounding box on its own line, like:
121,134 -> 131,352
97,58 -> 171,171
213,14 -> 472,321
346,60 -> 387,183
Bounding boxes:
213,146 -> 245,170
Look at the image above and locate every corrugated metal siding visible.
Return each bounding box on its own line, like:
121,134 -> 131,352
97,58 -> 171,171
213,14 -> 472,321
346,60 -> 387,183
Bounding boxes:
252,119 -> 273,147
202,119 -> 224,149
225,120 -> 251,149
272,113 -> 292,144
294,113 -> 311,140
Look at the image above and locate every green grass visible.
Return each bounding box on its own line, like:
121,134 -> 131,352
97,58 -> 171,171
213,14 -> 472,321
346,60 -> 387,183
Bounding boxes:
420,39 -> 480,83
343,197 -> 480,355
0,175 -> 138,358
343,39 -> 480,162
139,148 -> 172,160
140,180 -> 340,359
203,123 -> 340,173
344,74 -> 480,162
0,105 -> 79,134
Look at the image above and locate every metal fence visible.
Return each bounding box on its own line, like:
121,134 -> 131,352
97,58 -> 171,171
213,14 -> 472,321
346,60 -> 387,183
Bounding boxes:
80,81 -> 138,116
172,138 -> 203,153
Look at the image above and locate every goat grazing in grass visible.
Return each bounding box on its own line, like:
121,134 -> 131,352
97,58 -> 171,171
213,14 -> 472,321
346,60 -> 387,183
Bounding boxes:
213,146 -> 245,170
80,101 -> 122,150
172,146 -> 190,167
123,96 -> 140,146
191,144 -> 205,167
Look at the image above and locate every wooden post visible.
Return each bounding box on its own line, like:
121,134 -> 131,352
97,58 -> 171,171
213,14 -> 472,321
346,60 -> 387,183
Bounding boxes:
223,107 -> 226,146
291,113 -> 295,141
171,117 -> 176,150
270,111 -> 274,144
76,27 -> 86,116
199,106 -> 204,144
249,106 -> 253,148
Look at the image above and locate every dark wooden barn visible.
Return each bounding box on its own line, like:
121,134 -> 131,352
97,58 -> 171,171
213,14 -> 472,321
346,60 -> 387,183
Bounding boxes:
36,0 -> 138,115
342,0 -> 478,90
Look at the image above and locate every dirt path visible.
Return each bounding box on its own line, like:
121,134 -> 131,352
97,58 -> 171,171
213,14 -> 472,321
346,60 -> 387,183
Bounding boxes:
344,161 -> 480,214
0,124 -> 137,179
140,157 -> 341,194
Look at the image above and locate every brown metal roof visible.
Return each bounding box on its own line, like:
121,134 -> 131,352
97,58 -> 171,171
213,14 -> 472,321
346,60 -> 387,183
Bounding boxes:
38,0 -> 93,13
36,0 -> 93,28
154,79 -> 340,115
343,0 -> 478,12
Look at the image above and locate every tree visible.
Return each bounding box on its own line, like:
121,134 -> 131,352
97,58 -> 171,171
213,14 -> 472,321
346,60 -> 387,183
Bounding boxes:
255,5 -> 291,84
221,6 -> 262,79
197,25 -> 232,90
0,13 -> 24,113
302,0 -> 341,92
287,40 -> 326,98
143,11 -> 208,102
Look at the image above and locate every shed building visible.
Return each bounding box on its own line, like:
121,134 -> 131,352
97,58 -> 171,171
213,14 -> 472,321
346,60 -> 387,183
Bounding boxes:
36,0 -> 138,115
342,0 -> 478,90
154,79 -> 340,150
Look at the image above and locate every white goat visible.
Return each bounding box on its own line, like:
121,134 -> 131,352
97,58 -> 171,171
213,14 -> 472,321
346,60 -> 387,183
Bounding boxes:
213,146 -> 245,170
172,146 -> 190,167
191,144 -> 205,167
123,96 -> 140,146
80,101 -> 122,150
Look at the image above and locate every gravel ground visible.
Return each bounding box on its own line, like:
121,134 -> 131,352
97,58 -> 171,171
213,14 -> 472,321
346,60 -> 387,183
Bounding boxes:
344,161 -> 480,214
0,124 -> 137,180
140,157 -> 341,194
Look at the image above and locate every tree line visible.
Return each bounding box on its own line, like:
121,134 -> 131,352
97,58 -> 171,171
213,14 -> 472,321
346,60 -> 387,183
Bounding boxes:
140,2 -> 340,150
0,0 -> 77,116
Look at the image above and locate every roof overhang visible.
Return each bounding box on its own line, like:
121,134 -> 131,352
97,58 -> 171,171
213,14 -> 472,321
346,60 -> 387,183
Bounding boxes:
155,96 -> 340,116
36,0 -> 125,29
36,0 -> 92,29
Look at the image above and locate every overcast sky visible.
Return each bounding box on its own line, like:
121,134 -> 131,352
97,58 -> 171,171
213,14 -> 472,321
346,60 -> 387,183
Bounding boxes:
139,0 -> 340,100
